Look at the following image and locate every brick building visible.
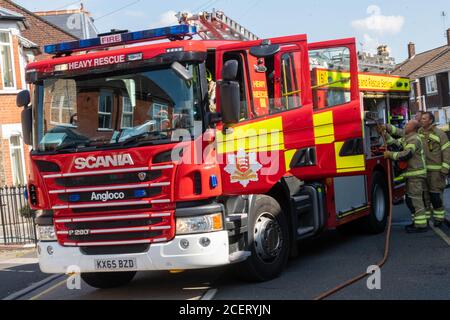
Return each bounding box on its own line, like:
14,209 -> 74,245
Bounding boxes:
393,28 -> 450,126
0,0 -> 77,186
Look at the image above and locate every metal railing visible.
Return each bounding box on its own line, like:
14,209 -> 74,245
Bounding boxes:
0,186 -> 37,245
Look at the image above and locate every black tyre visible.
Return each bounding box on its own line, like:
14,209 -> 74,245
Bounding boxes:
236,195 -> 290,282
81,271 -> 136,289
364,171 -> 389,234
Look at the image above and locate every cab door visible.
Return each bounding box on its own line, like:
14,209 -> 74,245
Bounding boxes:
214,35 -> 315,196
299,38 -> 366,180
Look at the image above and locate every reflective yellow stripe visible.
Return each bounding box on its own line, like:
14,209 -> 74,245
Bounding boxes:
405,144 -> 416,152
386,136 -> 395,144
314,111 -> 335,145
428,134 -> 440,143
427,165 -> 442,171
434,210 -> 445,218
391,125 -> 398,135
392,152 -> 399,160
284,149 -> 297,172
401,169 -> 427,178
442,142 -> 450,151
216,117 -> 284,154
443,163 -> 450,170
335,141 -> 365,173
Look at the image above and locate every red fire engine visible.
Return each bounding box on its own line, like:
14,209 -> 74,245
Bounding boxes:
18,23 -> 410,288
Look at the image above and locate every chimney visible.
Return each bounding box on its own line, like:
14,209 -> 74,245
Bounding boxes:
447,28 -> 450,46
408,42 -> 416,59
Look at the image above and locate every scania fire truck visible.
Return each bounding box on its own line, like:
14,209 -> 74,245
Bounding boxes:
19,25 -> 410,288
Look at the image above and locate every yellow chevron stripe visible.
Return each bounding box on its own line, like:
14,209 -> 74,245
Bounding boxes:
217,117 -> 285,154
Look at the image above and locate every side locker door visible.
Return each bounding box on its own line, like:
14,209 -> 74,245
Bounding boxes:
214,35 -> 314,196
305,38 -> 366,179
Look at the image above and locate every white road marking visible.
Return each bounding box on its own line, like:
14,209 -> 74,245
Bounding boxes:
0,258 -> 38,265
201,288 -> 218,300
430,225 -> 450,247
3,274 -> 63,300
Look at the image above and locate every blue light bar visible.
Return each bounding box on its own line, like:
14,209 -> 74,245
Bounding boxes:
45,25 -> 197,55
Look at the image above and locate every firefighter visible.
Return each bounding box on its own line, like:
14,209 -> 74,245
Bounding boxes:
419,112 -> 450,227
383,111 -> 424,138
381,120 -> 428,233
206,69 -> 217,112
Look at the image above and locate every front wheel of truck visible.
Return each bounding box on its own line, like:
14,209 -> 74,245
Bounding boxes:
81,271 -> 136,289
235,195 -> 290,282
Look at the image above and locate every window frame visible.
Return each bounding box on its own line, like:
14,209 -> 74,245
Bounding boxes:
98,90 -> 114,131
9,134 -> 27,186
121,96 -> 134,129
425,75 -> 438,95
309,46 -> 353,110
277,51 -> 303,113
0,30 -> 17,90
448,72 -> 450,94
50,93 -> 77,127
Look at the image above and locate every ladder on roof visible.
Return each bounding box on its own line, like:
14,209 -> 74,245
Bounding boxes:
177,9 -> 259,41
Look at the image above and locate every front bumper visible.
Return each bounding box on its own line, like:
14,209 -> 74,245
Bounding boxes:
37,231 -> 230,274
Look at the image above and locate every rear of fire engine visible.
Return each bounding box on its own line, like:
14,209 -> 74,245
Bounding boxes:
19,26 -> 398,288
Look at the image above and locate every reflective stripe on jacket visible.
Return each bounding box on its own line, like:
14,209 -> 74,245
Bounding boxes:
385,131 -> 427,179
419,126 -> 450,175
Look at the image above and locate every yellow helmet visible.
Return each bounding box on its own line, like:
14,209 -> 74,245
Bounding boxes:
206,69 -> 213,82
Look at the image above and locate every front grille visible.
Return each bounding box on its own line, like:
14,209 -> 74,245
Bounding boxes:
56,171 -> 162,187
55,212 -> 175,247
58,187 -> 162,203
65,218 -> 162,230
68,231 -> 162,242
72,205 -> 151,214
80,244 -> 150,256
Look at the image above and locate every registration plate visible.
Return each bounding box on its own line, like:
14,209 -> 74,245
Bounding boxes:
94,258 -> 137,271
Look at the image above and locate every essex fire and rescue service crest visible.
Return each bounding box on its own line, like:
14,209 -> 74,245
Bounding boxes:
225,150 -> 262,187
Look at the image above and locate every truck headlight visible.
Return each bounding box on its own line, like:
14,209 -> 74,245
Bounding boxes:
37,226 -> 57,241
176,213 -> 223,235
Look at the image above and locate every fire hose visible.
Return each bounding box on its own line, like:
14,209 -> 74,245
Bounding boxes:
314,120 -> 394,300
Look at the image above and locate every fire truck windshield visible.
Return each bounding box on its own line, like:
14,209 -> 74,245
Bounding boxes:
34,64 -> 202,153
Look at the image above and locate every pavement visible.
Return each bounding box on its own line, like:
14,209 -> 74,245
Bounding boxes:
1,189 -> 449,300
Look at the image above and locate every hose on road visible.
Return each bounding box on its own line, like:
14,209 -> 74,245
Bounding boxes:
314,125 -> 394,300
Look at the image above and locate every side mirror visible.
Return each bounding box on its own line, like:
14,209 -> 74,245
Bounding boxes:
17,90 -> 31,108
222,60 -> 238,81
219,60 -> 240,126
21,107 -> 32,146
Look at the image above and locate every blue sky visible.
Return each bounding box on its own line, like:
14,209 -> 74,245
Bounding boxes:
15,0 -> 450,62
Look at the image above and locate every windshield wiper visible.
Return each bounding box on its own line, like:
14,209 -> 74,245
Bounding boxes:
53,141 -> 89,152
119,131 -> 168,146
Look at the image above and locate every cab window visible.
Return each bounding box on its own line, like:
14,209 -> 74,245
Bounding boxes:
309,47 -> 351,110
250,51 -> 302,118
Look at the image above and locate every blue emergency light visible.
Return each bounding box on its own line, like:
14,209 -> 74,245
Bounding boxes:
44,25 -> 197,55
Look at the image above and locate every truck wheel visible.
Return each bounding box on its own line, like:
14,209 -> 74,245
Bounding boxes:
81,271 -> 136,289
236,195 -> 290,282
365,171 -> 389,234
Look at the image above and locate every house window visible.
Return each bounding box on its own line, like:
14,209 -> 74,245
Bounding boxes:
9,135 -> 26,185
425,75 -> 438,95
121,96 -> 134,128
0,31 -> 15,89
50,80 -> 77,126
98,91 -> 113,130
